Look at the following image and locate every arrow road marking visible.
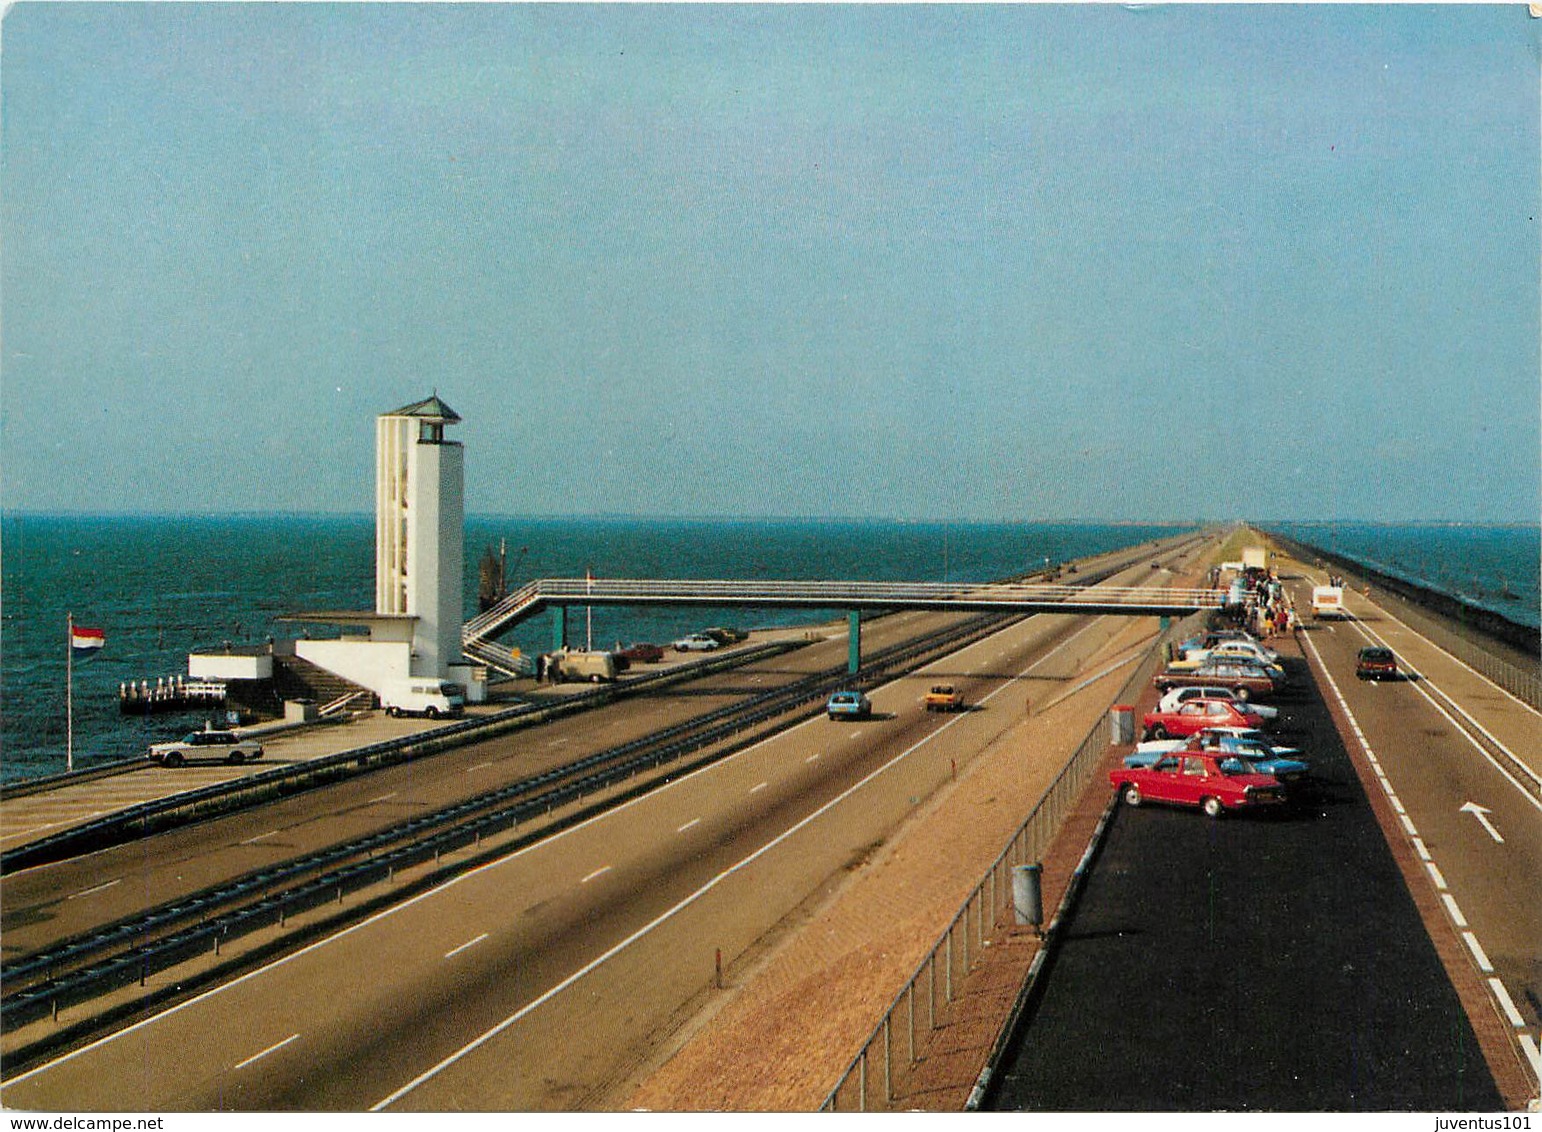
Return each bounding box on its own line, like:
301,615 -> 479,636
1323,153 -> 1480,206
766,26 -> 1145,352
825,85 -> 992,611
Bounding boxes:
1459,802 -> 1504,843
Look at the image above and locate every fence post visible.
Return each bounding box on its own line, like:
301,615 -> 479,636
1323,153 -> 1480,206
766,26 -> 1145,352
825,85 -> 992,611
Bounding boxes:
883,1014 -> 892,1105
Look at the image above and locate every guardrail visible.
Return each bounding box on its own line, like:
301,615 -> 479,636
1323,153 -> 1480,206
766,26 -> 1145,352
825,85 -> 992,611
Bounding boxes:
0,641 -> 804,875
4,615 -> 1031,1037
817,614 -> 1194,1112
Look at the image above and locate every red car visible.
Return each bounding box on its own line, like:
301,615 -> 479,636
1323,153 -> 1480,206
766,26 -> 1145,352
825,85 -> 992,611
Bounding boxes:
1141,697 -> 1265,741
615,642 -> 665,666
1109,751 -> 1287,818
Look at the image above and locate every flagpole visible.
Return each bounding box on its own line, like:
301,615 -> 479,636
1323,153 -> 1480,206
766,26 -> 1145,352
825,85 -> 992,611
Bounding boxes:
66,612 -> 74,774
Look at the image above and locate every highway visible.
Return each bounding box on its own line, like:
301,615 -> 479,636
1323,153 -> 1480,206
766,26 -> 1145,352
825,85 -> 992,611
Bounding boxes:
983,550 -> 1538,1111
1,540 -> 1209,1110
1291,568 -> 1541,1065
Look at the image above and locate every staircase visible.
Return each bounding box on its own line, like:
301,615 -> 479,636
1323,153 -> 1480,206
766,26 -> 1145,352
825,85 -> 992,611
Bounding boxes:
270,655 -> 376,711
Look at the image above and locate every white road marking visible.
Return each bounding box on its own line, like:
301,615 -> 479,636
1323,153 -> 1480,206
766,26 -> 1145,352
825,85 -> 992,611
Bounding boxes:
749,782 -> 767,794
805,753 -> 821,763
234,1033 -> 300,1071
366,793 -> 399,805
1461,931 -> 1494,973
1424,862 -> 1447,890
1440,893 -> 1467,928
67,878 -> 122,900
580,866 -> 612,884
465,762 -> 494,773
1522,1034 -> 1542,1080
676,818 -> 701,834
444,933 -> 489,960
0,822 -> 58,844
1488,978 -> 1526,1028
1459,801 -> 1504,843
241,831 -> 279,845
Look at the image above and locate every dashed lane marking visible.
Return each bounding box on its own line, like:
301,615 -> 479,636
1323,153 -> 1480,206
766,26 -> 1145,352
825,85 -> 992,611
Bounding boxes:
67,878 -> 122,900
234,1033 -> 300,1071
580,865 -> 612,885
444,933 -> 489,960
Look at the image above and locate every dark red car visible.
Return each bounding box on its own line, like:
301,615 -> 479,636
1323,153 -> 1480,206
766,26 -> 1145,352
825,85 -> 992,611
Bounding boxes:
1141,697 -> 1265,740
1355,647 -> 1398,681
1109,751 -> 1287,818
614,643 -> 664,669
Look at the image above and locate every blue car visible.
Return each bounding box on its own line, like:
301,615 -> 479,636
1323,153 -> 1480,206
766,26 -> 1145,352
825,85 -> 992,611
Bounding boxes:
826,690 -> 872,721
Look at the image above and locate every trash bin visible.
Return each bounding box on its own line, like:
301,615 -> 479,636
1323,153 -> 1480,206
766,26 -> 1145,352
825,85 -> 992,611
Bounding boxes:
1109,704 -> 1135,745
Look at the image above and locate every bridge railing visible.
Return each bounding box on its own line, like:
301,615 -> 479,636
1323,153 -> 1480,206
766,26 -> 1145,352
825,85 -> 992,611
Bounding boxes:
818,614 -> 1193,1112
464,577 -> 1225,646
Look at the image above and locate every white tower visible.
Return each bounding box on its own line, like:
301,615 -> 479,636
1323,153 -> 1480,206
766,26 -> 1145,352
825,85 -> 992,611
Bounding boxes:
376,394 -> 464,677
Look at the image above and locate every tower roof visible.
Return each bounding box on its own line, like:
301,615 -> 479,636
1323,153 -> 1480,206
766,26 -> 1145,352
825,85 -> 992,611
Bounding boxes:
386,394 -> 461,423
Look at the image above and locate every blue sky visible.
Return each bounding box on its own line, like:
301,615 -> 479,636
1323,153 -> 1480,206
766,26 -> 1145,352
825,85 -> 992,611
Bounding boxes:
3,3 -> 1537,522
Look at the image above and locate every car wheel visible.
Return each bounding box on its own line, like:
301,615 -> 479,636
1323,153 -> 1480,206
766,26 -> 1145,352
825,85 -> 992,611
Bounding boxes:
1202,796 -> 1224,819
163,752 -> 184,769
1122,783 -> 1142,807
1149,725 -> 1168,740
426,706 -> 440,719
227,751 -> 244,765
387,706 -> 401,718
1232,686 -> 1251,701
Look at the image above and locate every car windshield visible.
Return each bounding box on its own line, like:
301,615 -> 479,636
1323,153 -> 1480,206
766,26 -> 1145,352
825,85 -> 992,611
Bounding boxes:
1219,757 -> 1261,775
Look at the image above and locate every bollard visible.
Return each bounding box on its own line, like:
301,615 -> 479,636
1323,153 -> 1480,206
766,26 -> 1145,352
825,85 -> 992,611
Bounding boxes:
1013,863 -> 1044,934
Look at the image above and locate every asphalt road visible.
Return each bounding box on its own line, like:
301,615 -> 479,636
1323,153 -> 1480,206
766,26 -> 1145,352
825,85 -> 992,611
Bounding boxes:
0,598 -> 1142,1110
1291,571 -> 1541,1062
984,594 -> 1524,1110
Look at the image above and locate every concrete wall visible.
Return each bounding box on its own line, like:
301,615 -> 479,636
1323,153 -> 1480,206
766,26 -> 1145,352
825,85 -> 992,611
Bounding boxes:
295,639 -> 412,697
189,653 -> 273,680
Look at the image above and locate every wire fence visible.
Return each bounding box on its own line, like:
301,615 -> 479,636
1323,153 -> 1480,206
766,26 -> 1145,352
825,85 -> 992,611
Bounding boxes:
818,616 -> 1190,1112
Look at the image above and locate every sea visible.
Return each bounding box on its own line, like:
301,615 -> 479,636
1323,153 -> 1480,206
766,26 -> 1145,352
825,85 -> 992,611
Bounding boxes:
0,515 -> 1187,783
1268,522 -> 1540,632
1,515 -> 1535,784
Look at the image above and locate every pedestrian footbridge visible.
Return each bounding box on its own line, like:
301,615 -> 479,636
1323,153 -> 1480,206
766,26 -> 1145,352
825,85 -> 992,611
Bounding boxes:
462,577 -> 1227,676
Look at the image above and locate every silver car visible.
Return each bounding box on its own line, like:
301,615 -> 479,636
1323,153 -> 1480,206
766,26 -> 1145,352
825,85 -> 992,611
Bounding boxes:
148,729 -> 264,768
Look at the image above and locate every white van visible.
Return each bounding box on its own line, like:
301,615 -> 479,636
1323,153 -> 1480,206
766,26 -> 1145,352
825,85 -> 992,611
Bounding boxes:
1311,586 -> 1346,619
381,679 -> 466,719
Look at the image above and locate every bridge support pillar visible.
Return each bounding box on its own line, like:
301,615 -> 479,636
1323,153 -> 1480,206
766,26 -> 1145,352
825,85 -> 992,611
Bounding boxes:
552,606 -> 567,652
848,611 -> 861,676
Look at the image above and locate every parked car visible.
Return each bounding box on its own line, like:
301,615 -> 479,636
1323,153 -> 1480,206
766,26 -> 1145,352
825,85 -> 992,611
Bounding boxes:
1109,751 -> 1287,818
1130,728 -> 1309,789
1168,642 -> 1286,684
616,642 -> 664,665
672,633 -> 721,652
1355,647 -> 1399,681
826,690 -> 873,720
1153,660 -> 1279,701
1156,684 -> 1278,722
702,626 -> 748,645
1141,698 -> 1266,740
1177,631 -> 1278,664
148,729 -> 264,768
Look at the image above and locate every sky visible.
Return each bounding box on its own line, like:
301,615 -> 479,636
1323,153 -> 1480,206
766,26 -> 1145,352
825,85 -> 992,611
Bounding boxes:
2,3 -> 1538,524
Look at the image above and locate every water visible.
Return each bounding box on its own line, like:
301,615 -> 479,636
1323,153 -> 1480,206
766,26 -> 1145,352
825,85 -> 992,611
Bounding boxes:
1,514 -> 1190,782
1270,522 -> 1540,631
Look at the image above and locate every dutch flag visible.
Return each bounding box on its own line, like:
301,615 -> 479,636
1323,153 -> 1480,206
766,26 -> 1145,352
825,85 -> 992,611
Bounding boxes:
71,625 -> 106,657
